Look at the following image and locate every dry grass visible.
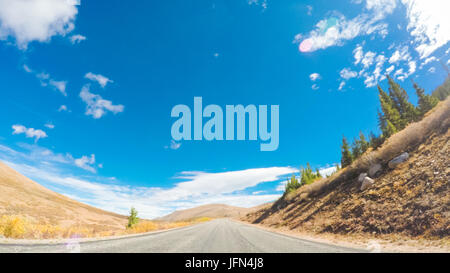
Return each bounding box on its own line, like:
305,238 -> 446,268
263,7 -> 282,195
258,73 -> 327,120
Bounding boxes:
0,215 -> 212,239
283,96 -> 450,202
244,96 -> 450,243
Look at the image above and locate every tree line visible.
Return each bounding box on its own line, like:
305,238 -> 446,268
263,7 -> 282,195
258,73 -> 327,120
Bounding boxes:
340,75 -> 449,168
284,75 -> 449,195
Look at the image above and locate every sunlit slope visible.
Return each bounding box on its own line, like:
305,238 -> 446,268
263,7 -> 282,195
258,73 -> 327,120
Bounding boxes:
0,161 -> 127,230
244,96 -> 450,239
158,204 -> 252,222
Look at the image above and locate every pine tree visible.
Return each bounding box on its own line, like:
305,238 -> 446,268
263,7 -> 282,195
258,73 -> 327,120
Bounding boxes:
316,168 -> 322,178
359,131 -> 369,153
378,85 -> 402,130
414,82 -> 438,117
369,131 -> 383,149
385,119 -> 397,138
341,136 -> 353,168
285,174 -> 301,193
351,137 -> 362,159
387,75 -> 419,125
127,207 -> 139,228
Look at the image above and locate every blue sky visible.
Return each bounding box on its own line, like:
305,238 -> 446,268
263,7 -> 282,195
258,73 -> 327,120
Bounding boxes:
0,0 -> 449,218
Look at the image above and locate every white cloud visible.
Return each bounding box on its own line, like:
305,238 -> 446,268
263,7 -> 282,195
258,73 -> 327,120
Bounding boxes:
311,84 -> 319,90
79,85 -> 124,119
389,46 -> 411,64
407,60 -> 416,75
23,64 -> 32,73
401,0 -> 450,58
0,143 -> 295,218
69,34 -> 85,44
419,56 -> 437,69
386,65 -> 395,74
0,0 -> 80,49
44,123 -> 55,129
353,45 -> 364,65
85,72 -> 113,88
169,140 -> 181,150
338,81 -> 346,91
306,5 -> 313,16
295,1 -> 395,52
23,64 -> 67,96
74,154 -> 97,173
48,79 -> 67,96
318,166 -> 337,177
248,0 -> 267,10
12,124 -> 47,142
309,73 -> 321,81
361,51 -> 376,68
428,67 -> 436,73
340,68 -> 358,80
58,105 -> 68,112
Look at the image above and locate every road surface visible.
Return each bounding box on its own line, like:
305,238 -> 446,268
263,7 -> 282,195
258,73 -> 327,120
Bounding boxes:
0,219 -> 363,253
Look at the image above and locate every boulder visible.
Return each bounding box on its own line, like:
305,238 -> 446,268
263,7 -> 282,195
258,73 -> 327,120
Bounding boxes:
368,163 -> 382,177
358,173 -> 368,183
388,152 -> 409,169
361,177 -> 375,191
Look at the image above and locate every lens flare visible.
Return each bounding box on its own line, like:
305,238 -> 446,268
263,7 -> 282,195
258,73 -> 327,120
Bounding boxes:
299,38 -> 313,52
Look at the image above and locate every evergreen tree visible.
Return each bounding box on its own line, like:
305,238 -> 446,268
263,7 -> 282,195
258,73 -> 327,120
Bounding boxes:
385,119 -> 397,138
285,174 -> 301,193
414,82 -> 438,116
378,85 -> 402,130
359,131 -> 370,153
127,207 -> 139,228
341,136 -> 353,168
432,76 -> 450,100
351,137 -> 362,159
316,168 -> 322,178
387,75 -> 419,125
369,131 -> 383,149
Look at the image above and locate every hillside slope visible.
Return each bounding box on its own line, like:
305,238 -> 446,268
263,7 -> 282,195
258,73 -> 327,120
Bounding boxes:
244,96 -> 450,240
0,161 -> 127,231
158,204 -> 251,222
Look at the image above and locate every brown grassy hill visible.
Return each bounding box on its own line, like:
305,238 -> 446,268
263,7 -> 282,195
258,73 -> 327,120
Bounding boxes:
244,96 -> 450,240
0,161 -> 127,232
158,204 -> 251,222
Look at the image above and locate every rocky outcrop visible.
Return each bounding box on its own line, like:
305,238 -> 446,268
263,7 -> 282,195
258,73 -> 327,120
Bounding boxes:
388,152 -> 409,168
368,163 -> 382,177
360,177 -> 375,191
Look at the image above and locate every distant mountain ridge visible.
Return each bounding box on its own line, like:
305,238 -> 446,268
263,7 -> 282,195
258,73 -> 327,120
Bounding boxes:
157,204 -> 253,222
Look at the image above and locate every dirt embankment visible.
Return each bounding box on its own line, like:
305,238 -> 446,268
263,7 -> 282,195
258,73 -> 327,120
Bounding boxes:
244,97 -> 450,244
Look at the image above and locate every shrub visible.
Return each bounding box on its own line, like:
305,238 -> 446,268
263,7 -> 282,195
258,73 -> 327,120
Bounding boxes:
285,175 -> 301,193
127,207 -> 139,228
0,215 -> 26,238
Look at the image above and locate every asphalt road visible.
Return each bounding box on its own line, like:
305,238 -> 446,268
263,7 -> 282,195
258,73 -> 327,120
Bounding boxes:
0,219 -> 364,253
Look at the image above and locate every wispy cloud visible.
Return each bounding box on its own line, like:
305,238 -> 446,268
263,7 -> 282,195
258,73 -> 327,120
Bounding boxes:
74,154 -> 97,173
70,34 -> 86,44
309,73 -> 321,81
0,143 -> 295,218
23,64 -> 67,96
58,105 -> 69,112
79,85 -> 124,119
12,124 -> 47,143
85,72 -> 113,88
166,140 -> 181,150
295,0 -> 394,52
